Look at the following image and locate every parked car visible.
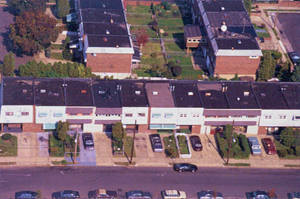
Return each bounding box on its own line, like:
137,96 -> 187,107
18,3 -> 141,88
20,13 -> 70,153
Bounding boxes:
161,190 -> 186,199
288,52 -> 300,66
173,163 -> 197,172
248,137 -> 262,155
149,134 -> 163,152
88,189 -> 117,199
288,192 -> 300,199
190,135 -> 203,151
15,191 -> 39,199
126,190 -> 152,199
52,190 -> 80,199
246,191 -> 277,199
261,138 -> 276,155
82,133 -> 94,150
197,191 -> 224,199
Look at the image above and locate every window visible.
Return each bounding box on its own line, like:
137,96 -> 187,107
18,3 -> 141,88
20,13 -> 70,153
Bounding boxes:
38,112 -> 48,117
280,115 -> 287,119
5,112 -> 13,116
125,113 -> 133,117
250,56 -> 259,59
53,113 -> 63,117
264,115 -> 272,119
193,114 -> 199,117
152,113 -> 161,118
164,113 -> 173,118
138,113 -> 145,117
295,116 -> 300,120
21,112 -> 29,116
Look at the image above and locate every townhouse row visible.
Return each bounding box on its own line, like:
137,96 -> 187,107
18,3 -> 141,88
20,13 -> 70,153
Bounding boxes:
1,77 -> 300,134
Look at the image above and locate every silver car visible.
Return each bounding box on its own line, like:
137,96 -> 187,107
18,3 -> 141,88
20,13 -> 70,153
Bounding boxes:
248,137 -> 262,155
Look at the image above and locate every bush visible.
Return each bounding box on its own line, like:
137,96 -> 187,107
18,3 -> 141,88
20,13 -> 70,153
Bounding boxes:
150,52 -> 158,58
62,48 -> 73,60
239,134 -> 251,157
171,66 -> 182,77
172,10 -> 180,17
295,146 -> 300,156
1,134 -> 12,141
161,1 -> 171,10
277,147 -> 288,157
45,48 -> 51,58
272,51 -> 282,61
287,147 -> 295,155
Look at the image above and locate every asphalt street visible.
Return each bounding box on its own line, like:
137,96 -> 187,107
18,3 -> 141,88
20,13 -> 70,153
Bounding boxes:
0,167 -> 300,199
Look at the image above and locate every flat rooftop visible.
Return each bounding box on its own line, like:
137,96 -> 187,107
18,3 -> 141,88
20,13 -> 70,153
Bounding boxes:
278,83 -> 300,109
87,35 -> 131,48
224,82 -> 259,109
78,0 -> 123,10
34,78 -> 65,106
2,77 -> 34,105
145,82 -> 174,108
252,82 -> 288,109
92,80 -> 122,108
80,9 -> 126,24
202,0 -> 245,12
119,80 -> 148,107
171,81 -> 202,108
184,25 -> 202,38
197,82 -> 229,109
215,38 -> 260,50
65,79 -> 94,106
83,22 -> 128,36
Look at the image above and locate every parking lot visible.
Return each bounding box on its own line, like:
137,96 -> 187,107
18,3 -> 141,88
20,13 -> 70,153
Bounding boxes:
0,7 -> 32,66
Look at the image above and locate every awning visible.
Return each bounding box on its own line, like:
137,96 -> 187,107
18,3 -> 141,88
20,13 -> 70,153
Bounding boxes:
203,109 -> 261,117
149,124 -> 176,129
94,120 -> 120,124
66,107 -> 93,115
66,119 -> 92,124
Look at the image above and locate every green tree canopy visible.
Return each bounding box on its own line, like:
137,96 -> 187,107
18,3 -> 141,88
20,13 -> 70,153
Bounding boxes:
280,127 -> 296,148
7,0 -> 46,15
258,51 -> 276,81
56,121 -> 69,142
10,11 -> 60,55
56,0 -> 70,18
112,122 -> 125,142
291,65 -> 300,82
0,52 -> 15,76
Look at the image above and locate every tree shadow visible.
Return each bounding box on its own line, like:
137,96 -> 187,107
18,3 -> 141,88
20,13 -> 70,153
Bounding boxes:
1,28 -> 27,58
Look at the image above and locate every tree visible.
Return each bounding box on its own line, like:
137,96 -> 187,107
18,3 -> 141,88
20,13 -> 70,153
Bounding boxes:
112,122 -> 125,142
136,28 -> 149,50
243,0 -> 251,15
291,65 -> 300,82
56,0 -> 70,18
56,121 -> 69,143
280,127 -> 295,148
171,65 -> 182,77
7,0 -> 46,15
224,124 -> 233,165
10,11 -> 60,55
0,52 -> 15,76
258,51 -> 276,81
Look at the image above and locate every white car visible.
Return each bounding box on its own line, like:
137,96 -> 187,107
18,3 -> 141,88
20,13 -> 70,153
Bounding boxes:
161,190 -> 186,199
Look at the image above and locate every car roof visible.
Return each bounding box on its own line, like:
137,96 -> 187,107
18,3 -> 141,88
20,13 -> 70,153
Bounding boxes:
164,190 -> 180,196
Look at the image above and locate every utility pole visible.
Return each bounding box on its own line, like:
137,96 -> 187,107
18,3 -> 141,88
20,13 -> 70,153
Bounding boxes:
73,130 -> 79,164
129,120 -> 137,164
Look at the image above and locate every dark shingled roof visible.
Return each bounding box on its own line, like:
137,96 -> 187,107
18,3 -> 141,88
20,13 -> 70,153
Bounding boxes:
119,80 -> 148,107
215,38 -> 260,50
224,82 -> 259,109
184,25 -> 202,38
197,82 -> 229,109
78,0 -> 123,10
34,78 -> 65,106
87,35 -> 131,48
207,12 -> 251,27
65,79 -> 94,106
92,80 -> 122,108
80,9 -> 126,24
171,81 -> 202,108
202,0 -> 245,12
2,77 -> 34,105
83,22 -> 128,36
252,82 -> 288,109
278,83 -> 300,109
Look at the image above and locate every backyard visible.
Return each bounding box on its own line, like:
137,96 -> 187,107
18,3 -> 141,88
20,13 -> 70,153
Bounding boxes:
127,3 -> 203,80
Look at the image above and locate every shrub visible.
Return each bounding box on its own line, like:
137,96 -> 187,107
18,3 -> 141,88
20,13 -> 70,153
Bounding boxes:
239,134 -> 251,157
287,147 -> 295,155
295,146 -> 300,156
171,66 -> 182,77
161,1 -> 171,10
150,52 -> 158,58
45,48 -> 51,58
163,32 -> 169,37
62,48 -> 73,60
172,10 -> 180,17
272,51 -> 282,61
277,147 -> 288,157
1,133 -> 12,141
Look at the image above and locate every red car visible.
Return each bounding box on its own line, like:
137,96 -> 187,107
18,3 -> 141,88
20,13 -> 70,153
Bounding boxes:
261,138 -> 276,155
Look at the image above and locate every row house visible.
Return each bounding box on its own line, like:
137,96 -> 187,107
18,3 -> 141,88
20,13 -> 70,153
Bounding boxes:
1,77 -> 300,135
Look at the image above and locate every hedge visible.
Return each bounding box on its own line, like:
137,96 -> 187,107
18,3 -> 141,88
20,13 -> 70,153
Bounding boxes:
1,133 -> 12,140
296,146 -> 300,156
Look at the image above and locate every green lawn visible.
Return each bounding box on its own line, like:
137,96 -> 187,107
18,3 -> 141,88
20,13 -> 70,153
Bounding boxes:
0,134 -> 17,157
127,14 -> 153,25
177,135 -> 189,154
124,136 -> 136,157
164,41 -> 184,52
253,23 -> 271,38
49,134 -> 64,157
130,26 -> 159,38
50,52 -> 64,60
163,135 -> 179,158
158,18 -> 184,27
127,5 -> 151,14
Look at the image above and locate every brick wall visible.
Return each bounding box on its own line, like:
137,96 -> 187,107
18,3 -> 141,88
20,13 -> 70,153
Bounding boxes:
192,125 -> 201,134
258,126 -> 267,135
86,53 -> 132,74
215,56 -> 260,77
23,123 -> 42,132
138,124 -> 149,133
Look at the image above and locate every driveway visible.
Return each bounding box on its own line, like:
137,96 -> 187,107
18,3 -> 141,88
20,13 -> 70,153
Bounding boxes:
78,133 -> 96,166
0,7 -> 32,65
